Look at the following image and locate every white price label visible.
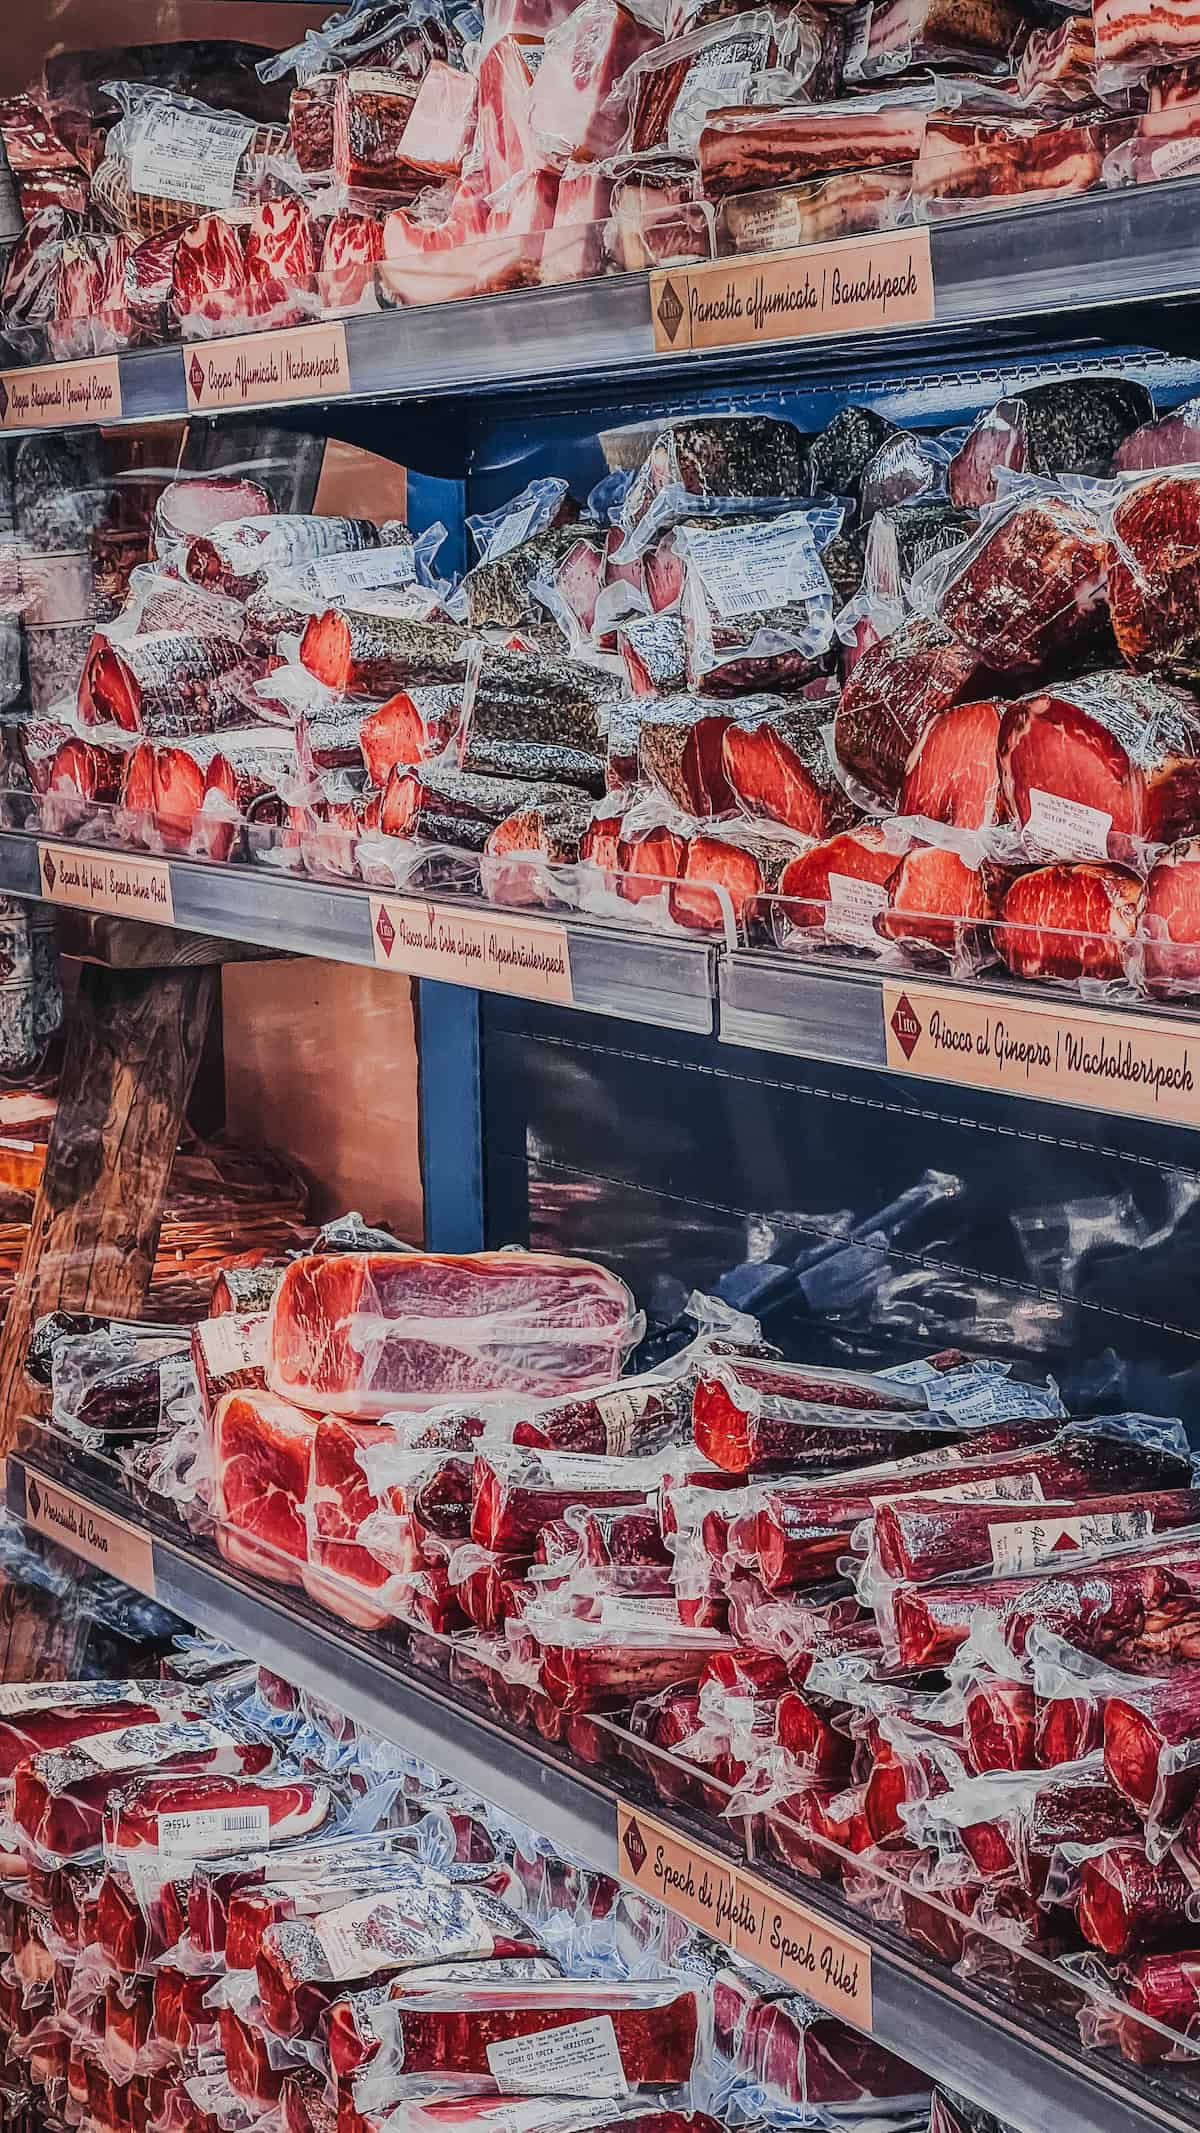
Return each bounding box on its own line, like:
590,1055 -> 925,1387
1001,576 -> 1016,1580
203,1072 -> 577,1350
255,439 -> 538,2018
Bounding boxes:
989,1507 -> 1152,1575
1026,788 -> 1113,860
686,515 -> 829,619
826,870 -> 889,948
157,1805 -> 270,1860
129,107 -> 255,211
486,2016 -> 629,2099
307,547 -> 417,600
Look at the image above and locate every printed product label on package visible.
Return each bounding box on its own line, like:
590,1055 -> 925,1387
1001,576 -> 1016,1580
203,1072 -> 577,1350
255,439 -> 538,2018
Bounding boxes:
129,107 -> 255,209
157,1806 -> 270,1861
1026,788 -> 1113,859
989,1508 -> 1153,1575
486,2017 -> 629,2098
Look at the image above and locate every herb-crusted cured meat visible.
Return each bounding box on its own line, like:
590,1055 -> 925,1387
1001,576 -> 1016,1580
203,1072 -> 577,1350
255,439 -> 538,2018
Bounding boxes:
302,611 -> 471,695
621,415 -> 806,535
79,630 -> 243,735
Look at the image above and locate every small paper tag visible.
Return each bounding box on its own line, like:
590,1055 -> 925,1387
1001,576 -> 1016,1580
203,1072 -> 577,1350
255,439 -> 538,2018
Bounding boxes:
307,547 -> 416,600
685,515 -> 828,619
486,2017 -> 629,2099
596,1595 -> 684,1631
826,871 -> 889,949
595,1387 -> 657,1456
129,106 -> 254,209
1026,788 -> 1112,860
989,1507 -> 1152,1575
157,1805 -> 270,1861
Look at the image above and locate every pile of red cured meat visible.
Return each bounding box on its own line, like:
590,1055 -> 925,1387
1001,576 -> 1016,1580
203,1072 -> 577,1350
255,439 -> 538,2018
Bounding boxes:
5,0 -> 1200,356
22,378 -> 1200,1003
37,1224 -> 1200,2079
0,1650 -> 821,2133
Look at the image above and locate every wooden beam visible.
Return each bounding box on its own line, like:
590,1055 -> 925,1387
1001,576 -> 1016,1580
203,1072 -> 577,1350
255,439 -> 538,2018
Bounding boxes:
0,963 -> 217,1450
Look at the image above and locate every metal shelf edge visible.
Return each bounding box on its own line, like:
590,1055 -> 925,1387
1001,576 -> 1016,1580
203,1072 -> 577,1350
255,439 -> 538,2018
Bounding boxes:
6,1452 -> 1197,2133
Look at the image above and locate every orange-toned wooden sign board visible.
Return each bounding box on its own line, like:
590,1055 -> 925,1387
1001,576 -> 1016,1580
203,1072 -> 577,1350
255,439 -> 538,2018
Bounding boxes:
184,323 -> 350,412
0,358 -> 121,429
369,897 -> 574,1004
881,979 -> 1200,1130
616,1808 -> 873,2027
38,844 -> 175,926
650,229 -> 934,353
20,1470 -> 156,1596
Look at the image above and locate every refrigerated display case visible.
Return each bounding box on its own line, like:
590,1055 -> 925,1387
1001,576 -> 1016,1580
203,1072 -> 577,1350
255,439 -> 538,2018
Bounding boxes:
7,2 -> 1200,2132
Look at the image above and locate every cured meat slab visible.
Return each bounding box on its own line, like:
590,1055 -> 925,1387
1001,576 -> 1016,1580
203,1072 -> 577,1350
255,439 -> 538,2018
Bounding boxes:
266,1249 -> 639,1417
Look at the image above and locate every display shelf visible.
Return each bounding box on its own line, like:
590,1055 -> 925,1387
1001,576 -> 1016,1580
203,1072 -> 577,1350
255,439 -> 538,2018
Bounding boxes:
720,952 -> 1200,1131
5,1443 -> 1200,2133
5,181 -> 1200,435
0,833 -> 715,1031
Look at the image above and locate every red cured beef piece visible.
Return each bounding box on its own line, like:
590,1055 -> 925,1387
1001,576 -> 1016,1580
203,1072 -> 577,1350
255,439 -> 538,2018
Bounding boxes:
773,825 -> 896,945
320,213 -> 385,314
46,735 -> 130,819
221,2004 -> 300,2105
198,731 -> 293,862
892,1541 -> 1200,1672
331,1980 -> 699,2086
245,199 -> 317,327
739,1994 -> 918,2104
692,1353 -> 940,1471
879,844 -> 1005,964
532,0 -> 659,164
615,822 -> 687,901
1139,834 -> 1200,995
1079,1843 -> 1195,1958
172,216 -> 248,333
900,699 -> 1005,827
997,861 -> 1140,982
126,225 -> 187,342
834,618 -> 986,801
94,1868 -> 184,1973
948,401 -> 1029,509
268,1250 -> 636,1418
541,163 -> 615,284
106,1772 -> 330,1862
471,1448 -> 648,1551
669,832 -> 785,935
302,610 -> 470,695
1108,475 -> 1200,680
213,1390 -> 321,1586
290,74 -> 337,175
1115,397 -> 1200,473
1104,1673 -> 1200,1824
722,705 -> 858,836
398,63 -> 477,175
48,235 -> 105,361
938,492 -> 1110,680
998,671 -> 1200,854
80,629 -> 242,734
303,1417 -> 405,1630
13,1731 -> 274,1861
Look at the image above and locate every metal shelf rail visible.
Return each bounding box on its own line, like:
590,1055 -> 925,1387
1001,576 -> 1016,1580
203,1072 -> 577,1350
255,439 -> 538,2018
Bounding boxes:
5,183 -> 1200,434
5,1448 -> 1199,2133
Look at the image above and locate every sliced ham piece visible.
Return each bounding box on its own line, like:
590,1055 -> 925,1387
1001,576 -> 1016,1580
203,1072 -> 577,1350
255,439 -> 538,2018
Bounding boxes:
477,38 -> 545,194
213,1391 -> 323,1586
173,216 -> 249,333
774,825 -> 897,948
998,672 -> 1200,855
879,844 -> 1006,963
900,699 -> 1005,828
531,0 -> 661,164
398,62 -> 477,175
540,163 -> 615,283
245,199 -> 317,327
997,861 -> 1141,981
723,703 -> 857,837
1138,835 -> 1200,996
319,213 -> 384,314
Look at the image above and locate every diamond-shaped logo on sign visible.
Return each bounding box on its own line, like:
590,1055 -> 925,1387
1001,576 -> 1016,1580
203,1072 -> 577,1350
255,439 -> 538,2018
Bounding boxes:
375,905 -> 396,960
656,279 -> 685,345
622,1817 -> 647,1877
42,852 -> 56,892
27,1479 -> 40,1521
890,992 -> 922,1062
188,354 -> 206,401
0,379 -> 9,422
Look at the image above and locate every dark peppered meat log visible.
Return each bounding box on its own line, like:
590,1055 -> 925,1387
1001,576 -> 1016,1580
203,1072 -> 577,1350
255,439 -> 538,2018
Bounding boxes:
486,793 -> 596,862
623,415 -> 806,533
460,645 -> 620,763
381,760 -> 584,847
807,406 -> 901,500
1019,377 -> 1155,476
457,734 -> 607,794
301,610 -> 472,695
873,501 -> 978,584
463,527 -> 604,638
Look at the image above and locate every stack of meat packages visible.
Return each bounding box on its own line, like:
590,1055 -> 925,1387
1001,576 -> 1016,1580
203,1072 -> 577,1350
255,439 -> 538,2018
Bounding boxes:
40,1219 -> 1200,2075
8,0 -> 1200,354
0,1648 -> 780,2133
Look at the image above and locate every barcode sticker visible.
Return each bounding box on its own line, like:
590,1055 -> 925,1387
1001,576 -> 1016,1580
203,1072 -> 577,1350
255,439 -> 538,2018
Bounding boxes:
129,107 -> 255,211
158,1805 -> 270,1860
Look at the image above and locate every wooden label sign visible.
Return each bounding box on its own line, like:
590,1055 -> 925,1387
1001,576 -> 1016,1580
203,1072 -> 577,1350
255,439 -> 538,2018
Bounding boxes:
0,358 -> 122,430
616,1807 -> 735,1939
881,979 -> 1200,1129
650,229 -> 933,354
369,897 -> 573,1003
735,1870 -> 874,2028
39,844 -> 175,926
21,1472 -> 155,1595
184,323 -> 350,412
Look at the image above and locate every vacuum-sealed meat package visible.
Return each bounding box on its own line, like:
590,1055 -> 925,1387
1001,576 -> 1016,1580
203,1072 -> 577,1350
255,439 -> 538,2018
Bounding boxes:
266,1251 -> 641,1418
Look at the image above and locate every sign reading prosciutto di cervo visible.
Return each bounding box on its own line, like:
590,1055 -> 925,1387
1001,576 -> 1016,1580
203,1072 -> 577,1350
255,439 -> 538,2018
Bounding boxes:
882,979 -> 1200,1129
650,229 -> 934,353
184,323 -> 350,412
369,897 -> 574,1003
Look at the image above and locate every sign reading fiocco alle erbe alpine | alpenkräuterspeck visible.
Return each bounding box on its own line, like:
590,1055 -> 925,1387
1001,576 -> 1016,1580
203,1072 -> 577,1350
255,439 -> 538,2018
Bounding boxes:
0,357 -> 122,430
650,229 -> 934,354
184,322 -> 350,413
882,978 -> 1200,1129
369,896 -> 574,1004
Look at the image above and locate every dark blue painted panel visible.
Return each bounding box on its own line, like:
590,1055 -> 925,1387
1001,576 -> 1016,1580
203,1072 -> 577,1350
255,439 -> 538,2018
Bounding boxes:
418,981 -> 485,1253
